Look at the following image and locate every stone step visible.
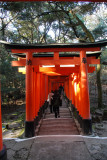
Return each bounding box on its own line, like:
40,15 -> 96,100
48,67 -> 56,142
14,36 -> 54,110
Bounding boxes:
46,112 -> 71,114
40,125 -> 76,129
45,115 -> 71,119
46,110 -> 70,114
37,98 -> 79,136
43,117 -> 73,121
45,114 -> 71,117
42,122 -> 73,126
39,126 -> 77,131
46,110 -> 70,113
47,107 -> 69,109
42,118 -> 74,124
41,122 -> 75,127
40,127 -> 77,132
38,130 -> 79,135
40,121 -> 76,126
40,120 -> 77,130
41,121 -> 74,125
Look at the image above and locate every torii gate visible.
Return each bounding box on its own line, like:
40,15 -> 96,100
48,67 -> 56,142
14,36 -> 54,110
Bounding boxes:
0,39 -> 107,160
2,40 -> 106,137
0,1 -> 107,160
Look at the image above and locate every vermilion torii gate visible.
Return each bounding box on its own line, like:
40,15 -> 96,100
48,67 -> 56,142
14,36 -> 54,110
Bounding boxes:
0,1 -> 106,159
2,40 -> 106,138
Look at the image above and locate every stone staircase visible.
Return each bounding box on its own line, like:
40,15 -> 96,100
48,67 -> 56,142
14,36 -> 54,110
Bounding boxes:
37,98 -> 79,136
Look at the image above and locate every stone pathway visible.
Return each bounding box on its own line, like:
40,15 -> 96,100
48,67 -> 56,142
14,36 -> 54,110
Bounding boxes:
3,98 -> 107,160
37,98 -> 79,135
3,136 -> 107,160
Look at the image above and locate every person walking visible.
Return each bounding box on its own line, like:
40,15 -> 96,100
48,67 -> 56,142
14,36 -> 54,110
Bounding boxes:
53,90 -> 60,118
48,91 -> 54,113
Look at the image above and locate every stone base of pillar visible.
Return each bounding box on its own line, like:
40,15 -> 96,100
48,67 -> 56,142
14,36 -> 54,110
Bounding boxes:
75,109 -> 79,119
25,121 -> 35,138
76,111 -> 81,122
44,101 -> 48,110
82,119 -> 92,134
71,105 -> 78,119
34,116 -> 39,129
71,104 -> 92,135
71,104 -> 75,112
77,114 -> 82,128
0,145 -> 7,160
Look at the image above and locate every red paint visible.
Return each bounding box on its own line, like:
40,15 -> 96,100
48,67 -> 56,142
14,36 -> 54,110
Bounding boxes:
11,47 -> 100,122
33,70 -> 36,118
54,52 -> 59,60
80,51 -> 90,119
69,75 -> 72,101
12,56 -> 100,67
49,80 -> 51,93
76,75 -> 80,112
0,82 -> 3,151
45,75 -> 49,100
26,52 -> 34,121
74,74 -> 78,108
36,72 -> 41,116
71,75 -> 75,105
11,47 -> 100,54
78,81 -> 81,115
42,74 -> 45,105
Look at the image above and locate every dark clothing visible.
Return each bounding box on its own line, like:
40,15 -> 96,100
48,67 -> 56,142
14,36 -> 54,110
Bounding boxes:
59,98 -> 62,106
51,97 -> 54,106
53,91 -> 60,118
49,104 -> 53,113
54,106 -> 59,118
48,92 -> 54,113
59,85 -> 64,95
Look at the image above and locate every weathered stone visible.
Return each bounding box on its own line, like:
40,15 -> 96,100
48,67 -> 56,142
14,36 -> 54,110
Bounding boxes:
5,124 -> 9,129
9,123 -> 20,129
29,136 -> 92,160
102,110 -> 107,120
3,139 -> 16,149
95,124 -> 104,130
84,138 -> 107,160
13,148 -> 28,160
92,115 -> 102,123
95,109 -> 103,116
9,115 -> 17,120
6,148 -> 15,160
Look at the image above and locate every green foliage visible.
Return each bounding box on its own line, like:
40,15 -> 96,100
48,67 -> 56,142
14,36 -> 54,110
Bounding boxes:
18,113 -> 25,124
101,49 -> 107,64
0,44 -> 25,105
0,2 -> 106,43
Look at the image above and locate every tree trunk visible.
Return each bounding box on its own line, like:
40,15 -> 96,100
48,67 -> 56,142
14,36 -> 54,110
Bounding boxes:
1,19 -> 5,41
69,10 -> 95,42
96,57 -> 102,108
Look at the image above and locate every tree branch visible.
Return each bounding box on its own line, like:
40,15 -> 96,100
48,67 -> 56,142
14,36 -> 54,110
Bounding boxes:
0,14 -> 19,31
69,10 -> 95,42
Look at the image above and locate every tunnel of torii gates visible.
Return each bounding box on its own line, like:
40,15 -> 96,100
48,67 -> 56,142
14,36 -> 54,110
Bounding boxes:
0,1 -> 106,160
0,40 -> 107,159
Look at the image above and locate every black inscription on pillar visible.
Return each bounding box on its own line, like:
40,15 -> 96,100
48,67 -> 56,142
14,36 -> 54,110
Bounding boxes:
82,57 -> 87,64
26,59 -> 32,65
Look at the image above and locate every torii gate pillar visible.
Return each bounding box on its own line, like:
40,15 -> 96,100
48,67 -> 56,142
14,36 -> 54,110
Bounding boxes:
80,51 -> 92,134
25,52 -> 35,137
0,83 -> 7,160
